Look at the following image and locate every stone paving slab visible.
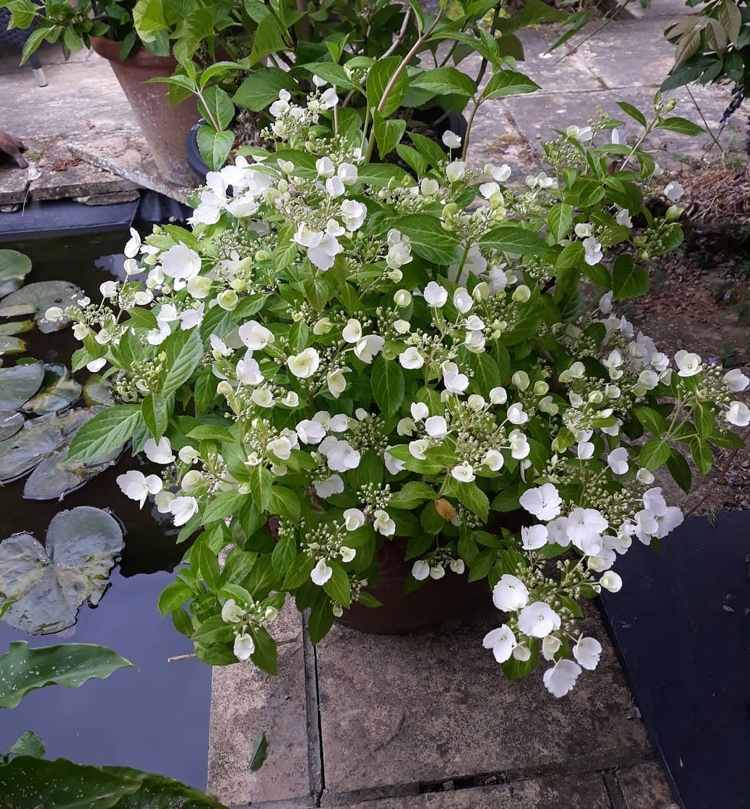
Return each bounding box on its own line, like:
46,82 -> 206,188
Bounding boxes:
207,604 -> 313,807
316,605 -> 648,797
336,773 -> 612,809
0,165 -> 29,208
616,762 -> 679,809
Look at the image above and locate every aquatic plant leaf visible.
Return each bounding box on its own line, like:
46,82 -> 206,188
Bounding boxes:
0,756 -> 229,808
0,319 -> 34,336
0,641 -> 132,709
0,281 -> 82,333
0,412 -> 24,442
0,507 -> 124,634
0,363 -> 44,412
21,364 -> 82,416
3,731 -> 45,761
83,374 -> 115,407
23,448 -> 118,501
0,336 -> 25,356
0,250 -> 32,299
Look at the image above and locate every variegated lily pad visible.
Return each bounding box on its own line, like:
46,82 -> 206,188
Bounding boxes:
0,412 -> 24,442
0,250 -> 32,299
0,320 -> 34,336
0,336 -> 25,356
22,364 -> 82,416
0,507 -> 124,634
0,363 -> 44,412
0,281 -> 82,333
23,446 -> 119,501
82,374 -> 114,407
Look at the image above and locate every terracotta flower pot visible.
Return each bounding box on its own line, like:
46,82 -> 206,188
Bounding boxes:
91,37 -> 199,187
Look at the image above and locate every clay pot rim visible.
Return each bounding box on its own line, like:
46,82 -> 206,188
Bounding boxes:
90,36 -> 177,69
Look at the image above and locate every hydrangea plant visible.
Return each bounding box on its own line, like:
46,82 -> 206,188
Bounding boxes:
57,86 -> 749,697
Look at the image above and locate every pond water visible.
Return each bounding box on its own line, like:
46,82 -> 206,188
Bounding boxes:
0,230 -> 211,787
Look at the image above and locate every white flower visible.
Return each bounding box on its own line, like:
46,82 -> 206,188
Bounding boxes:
237,353 -> 264,386
508,429 -> 530,460
239,320 -> 274,350
268,436 -> 294,461
169,495 -> 199,527
411,402 -> 429,422
311,558 -> 333,585
664,181 -> 684,202
210,334 -> 232,357
542,635 -> 561,661
386,230 -> 412,269
86,357 -> 106,373
124,227 -> 141,258
615,207 -> 633,228
412,560 -> 430,580
573,636 -> 602,671
518,601 -> 561,638
252,387 -> 274,408
233,633 -> 255,661
451,462 -> 475,483
320,87 -> 339,108
340,546 -> 356,563
288,348 -> 320,378
607,447 -> 629,475
222,599 -> 244,623
342,319 -> 363,344
482,625 -> 516,663
674,349 -> 702,377
144,437 -> 175,465
479,181 -> 500,199
353,334 -> 384,364
513,644 -> 531,661
161,244 -> 201,287
384,446 -> 405,474
179,304 -> 204,330
567,507 -> 608,555
543,659 -> 582,697
316,156 -> 335,177
450,558 -> 465,574
727,401 -> 750,426
521,524 -> 548,550
420,177 -> 440,196
488,163 -> 512,182
506,403 -> 528,425
453,287 -> 473,313
429,564 -> 444,579
373,509 -> 396,536
424,415 -> 448,438
326,175 -> 345,198
489,386 -> 507,405
577,441 -> 594,460
320,436 -> 360,472
296,419 -> 326,445
343,508 -> 365,531
442,361 -> 469,394
566,124 -> 592,142
399,346 -> 424,370
179,446 -> 199,464
445,160 -> 466,181
341,199 -> 366,231
338,162 -> 357,184
483,449 -> 504,472
116,470 -> 162,507
600,570 -> 622,592
519,483 -> 561,521
723,367 -> 749,392
492,574 -> 529,611
327,368 -> 348,398
99,280 -> 118,299
583,237 -> 603,266
424,281 -> 448,308
442,130 -> 462,149
314,474 -> 344,498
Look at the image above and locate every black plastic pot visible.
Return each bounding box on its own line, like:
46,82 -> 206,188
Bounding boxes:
186,121 -> 211,181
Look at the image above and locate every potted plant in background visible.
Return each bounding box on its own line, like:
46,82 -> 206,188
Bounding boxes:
55,44 -> 749,696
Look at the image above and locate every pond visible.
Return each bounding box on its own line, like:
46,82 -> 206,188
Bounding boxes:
0,230 -> 211,788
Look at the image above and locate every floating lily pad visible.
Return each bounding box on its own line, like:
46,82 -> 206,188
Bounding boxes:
83,374 -> 115,407
23,447 -> 119,501
22,364 -> 82,416
0,281 -> 82,333
0,412 -> 24,442
0,336 -> 25,356
0,250 -> 32,299
0,363 -> 44,412
0,320 -> 34,336
0,506 -> 124,635
0,408 -> 95,484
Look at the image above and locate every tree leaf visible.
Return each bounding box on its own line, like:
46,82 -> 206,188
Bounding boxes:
616,101 -> 647,127
4,731 -> 45,761
371,356 -> 405,418
410,66 -> 476,97
482,69 -> 539,99
656,116 -> 705,136
392,213 -> 459,265
67,405 -> 142,463
0,641 -> 132,709
161,328 -> 204,397
366,54 -> 408,117
198,86 -> 235,131
249,733 -> 268,772
234,68 -> 297,111
480,225 -> 552,258
196,125 -> 235,171
373,113 -> 406,158
299,61 -> 355,90
612,254 -> 648,300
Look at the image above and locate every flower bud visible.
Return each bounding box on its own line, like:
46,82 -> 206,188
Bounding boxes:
217,290 -> 238,310
512,285 -> 531,303
394,289 -> 412,307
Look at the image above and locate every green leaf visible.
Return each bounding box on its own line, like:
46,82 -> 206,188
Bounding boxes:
394,214 -> 459,265
633,405 -> 668,434
251,626 -> 278,674
656,116 -> 705,136
141,394 -> 168,439
667,448 -> 692,493
0,642 -> 132,710
395,143 -> 428,175
367,54 -> 408,117
0,755 -> 229,808
197,125 -> 235,171
373,113 -> 406,158
612,254 -> 648,300
389,481 -> 436,510
410,66 -> 476,97
639,437 -> 672,470
271,534 -> 297,575
371,356 -> 405,418
249,733 -> 268,772
299,61 -> 356,90
198,86 -> 235,131
480,225 -> 552,258
323,562 -> 352,606
4,731 -> 45,762
308,595 -> 335,643
157,579 -> 192,615
617,101 -> 647,127
132,0 -> 167,42
547,203 -> 574,241
249,12 -> 289,66
407,132 -> 446,168
67,405 -> 142,463
162,328 -> 204,396
482,69 -> 539,99
453,482 -> 489,521
234,68 -> 297,112
270,486 -> 302,520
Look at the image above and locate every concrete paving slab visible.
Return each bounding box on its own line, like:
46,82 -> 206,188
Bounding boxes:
0,165 -> 29,206
617,761 -> 679,809
316,604 -> 648,796
207,604 -> 313,807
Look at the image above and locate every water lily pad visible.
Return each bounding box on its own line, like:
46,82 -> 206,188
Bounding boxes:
0,363 -> 44,412
0,320 -> 34,336
83,374 -> 115,407
0,250 -> 32,299
22,364 -> 82,416
0,412 -> 24,442
0,337 -> 25,356
0,281 -> 82,333
23,447 -> 118,501
0,506 -> 124,634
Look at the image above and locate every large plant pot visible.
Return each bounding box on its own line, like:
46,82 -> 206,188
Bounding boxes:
91,37 -> 199,187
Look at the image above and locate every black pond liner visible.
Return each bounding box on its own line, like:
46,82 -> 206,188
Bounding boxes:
0,229 -> 211,788
599,510 -> 750,809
